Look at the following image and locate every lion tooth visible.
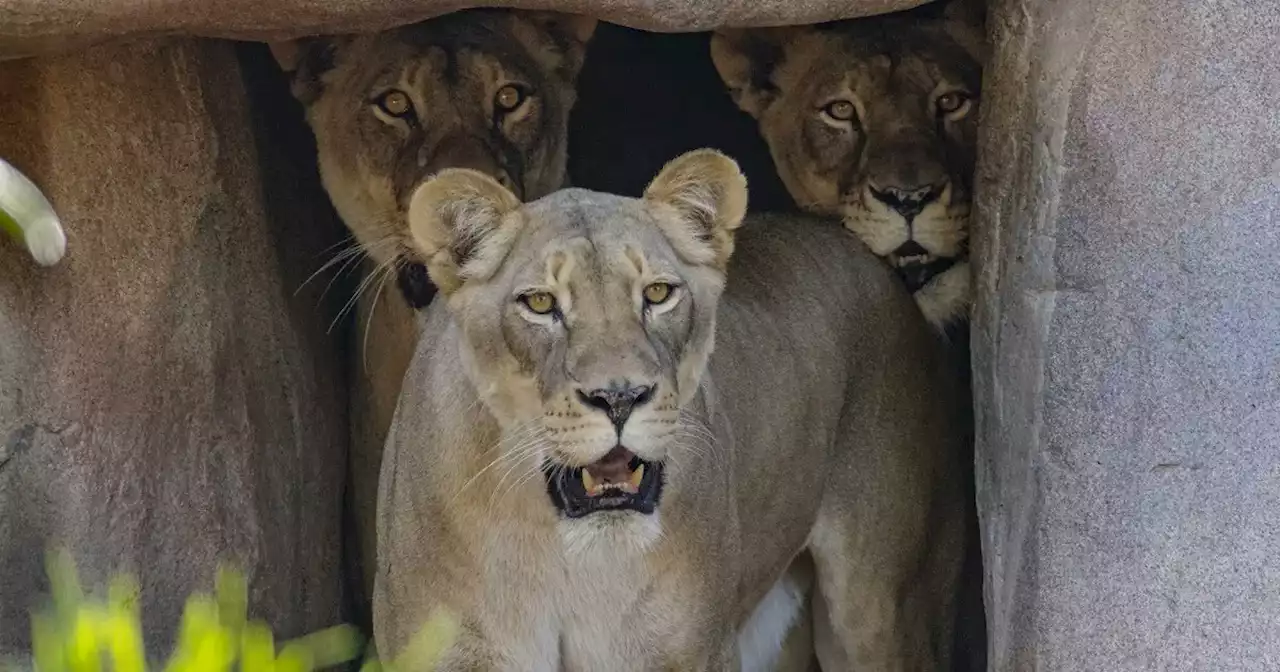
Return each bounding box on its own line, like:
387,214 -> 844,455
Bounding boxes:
629,464 -> 645,489
582,470 -> 596,493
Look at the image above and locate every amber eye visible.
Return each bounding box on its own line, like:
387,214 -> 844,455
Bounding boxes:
521,291 -> 557,315
821,100 -> 857,123
643,282 -> 673,305
375,89 -> 414,118
495,84 -> 528,113
936,91 -> 971,116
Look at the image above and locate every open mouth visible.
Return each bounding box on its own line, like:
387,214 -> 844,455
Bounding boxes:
891,241 -> 956,293
892,240 -> 935,268
544,445 -> 665,518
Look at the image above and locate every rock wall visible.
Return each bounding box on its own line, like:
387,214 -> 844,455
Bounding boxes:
0,39 -> 349,649
0,0 -> 927,60
973,0 -> 1280,668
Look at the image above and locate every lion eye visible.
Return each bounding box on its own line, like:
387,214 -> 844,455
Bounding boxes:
374,89 -> 414,118
936,91 -> 971,116
643,282 -> 673,305
495,84 -> 529,113
521,291 -> 557,315
821,100 -> 857,123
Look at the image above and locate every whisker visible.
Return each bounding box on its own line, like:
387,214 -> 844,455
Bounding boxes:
329,249 -> 399,334
315,233 -> 359,257
302,235 -> 400,304
298,242 -> 365,297
360,262 -> 399,369
491,438 -> 547,496
304,239 -> 360,272
446,423 -> 547,510
318,237 -> 399,300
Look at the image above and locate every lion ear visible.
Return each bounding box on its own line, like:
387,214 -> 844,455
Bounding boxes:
644,149 -> 748,272
709,28 -> 794,118
267,40 -> 304,72
408,169 -> 524,295
268,36 -> 351,105
513,11 -> 599,81
940,0 -> 988,61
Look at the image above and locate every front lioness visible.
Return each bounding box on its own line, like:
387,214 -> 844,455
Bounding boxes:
273,8 -> 596,610
710,1 -> 984,336
374,149 -> 967,670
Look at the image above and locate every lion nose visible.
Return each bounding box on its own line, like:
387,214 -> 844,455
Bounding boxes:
577,383 -> 657,433
868,182 -> 944,220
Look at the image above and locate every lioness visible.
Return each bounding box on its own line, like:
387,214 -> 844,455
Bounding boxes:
711,9 -> 987,669
273,9 -> 597,609
374,149 -> 967,670
709,0 -> 984,337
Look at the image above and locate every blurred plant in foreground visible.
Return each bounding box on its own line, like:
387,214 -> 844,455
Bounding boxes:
6,550 -> 460,672
0,156 -> 66,267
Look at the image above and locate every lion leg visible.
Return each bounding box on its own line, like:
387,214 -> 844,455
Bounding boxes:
737,552 -> 818,672
807,493 -> 963,672
772,554 -> 821,672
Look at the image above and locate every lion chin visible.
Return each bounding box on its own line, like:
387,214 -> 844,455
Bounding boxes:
556,507 -> 667,557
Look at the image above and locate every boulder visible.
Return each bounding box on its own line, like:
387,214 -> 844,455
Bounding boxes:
0,39 -> 349,649
0,0 -> 927,60
973,0 -> 1280,668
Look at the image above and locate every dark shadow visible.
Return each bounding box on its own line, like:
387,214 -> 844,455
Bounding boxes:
235,41 -> 363,642
569,24 -> 797,212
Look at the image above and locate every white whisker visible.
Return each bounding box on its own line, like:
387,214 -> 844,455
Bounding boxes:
360,261 -> 399,369
330,247 -> 399,334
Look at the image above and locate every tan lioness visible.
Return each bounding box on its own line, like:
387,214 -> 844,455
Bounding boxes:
374,149 -> 967,670
272,9 -> 597,607
710,0 -> 985,339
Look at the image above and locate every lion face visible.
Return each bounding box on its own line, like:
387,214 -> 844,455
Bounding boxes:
711,4 -> 982,287
277,10 -> 596,304
407,150 -> 746,536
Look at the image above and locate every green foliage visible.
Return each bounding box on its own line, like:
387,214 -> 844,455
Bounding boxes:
11,551 -> 360,672
7,551 -> 461,672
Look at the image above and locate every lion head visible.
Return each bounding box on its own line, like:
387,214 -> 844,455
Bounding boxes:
406,149 -> 747,543
274,9 -> 597,306
710,2 -> 983,327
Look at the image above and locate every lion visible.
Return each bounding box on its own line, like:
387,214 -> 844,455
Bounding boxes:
711,8 -> 988,668
709,0 -> 985,338
373,149 -> 968,670
271,8 -> 597,616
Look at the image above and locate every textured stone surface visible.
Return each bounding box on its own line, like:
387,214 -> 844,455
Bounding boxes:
0,0 -> 928,60
972,0 -> 1280,669
0,39 -> 349,650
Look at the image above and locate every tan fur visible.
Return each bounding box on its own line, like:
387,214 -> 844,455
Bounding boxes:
710,1 -> 985,336
278,8 -> 596,609
374,150 -> 967,670
712,8 -> 989,668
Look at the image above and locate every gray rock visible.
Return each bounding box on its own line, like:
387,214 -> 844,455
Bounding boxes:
0,0 -> 929,60
0,39 -> 348,652
973,0 -> 1280,668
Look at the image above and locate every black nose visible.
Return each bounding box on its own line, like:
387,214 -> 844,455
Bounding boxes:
577,383 -> 657,433
869,183 -> 943,220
